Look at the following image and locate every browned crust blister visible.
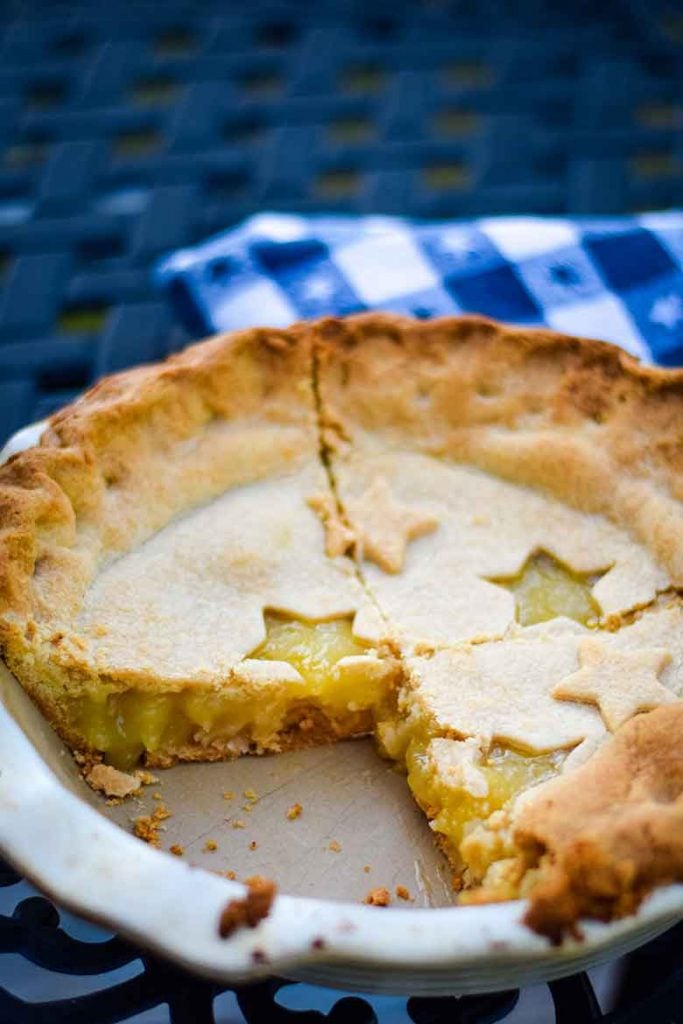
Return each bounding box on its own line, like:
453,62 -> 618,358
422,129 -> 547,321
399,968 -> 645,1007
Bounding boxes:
0,313 -> 682,942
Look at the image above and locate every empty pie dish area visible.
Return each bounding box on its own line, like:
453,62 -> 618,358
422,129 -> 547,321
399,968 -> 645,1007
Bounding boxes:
0,312 -> 681,945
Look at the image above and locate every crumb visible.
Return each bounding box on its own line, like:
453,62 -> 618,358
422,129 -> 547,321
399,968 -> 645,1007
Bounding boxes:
105,797 -> 122,807
222,791 -> 234,801
132,803 -> 171,847
152,791 -> 162,801
226,870 -> 236,880
249,840 -> 258,851
328,840 -> 342,853
364,887 -> 391,907
231,819 -> 246,829
286,802 -> 303,820
242,803 -> 254,813
86,763 -> 141,799
169,844 -> 184,857
134,769 -> 159,786
218,876 -> 277,938
396,885 -> 412,901
363,865 -> 371,873
243,789 -> 258,801
203,839 -> 218,853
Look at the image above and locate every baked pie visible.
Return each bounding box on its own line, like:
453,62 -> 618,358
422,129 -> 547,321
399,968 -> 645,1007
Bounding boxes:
0,313 -> 681,941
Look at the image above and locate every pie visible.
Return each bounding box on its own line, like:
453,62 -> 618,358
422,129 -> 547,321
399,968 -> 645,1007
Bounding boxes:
0,313 -> 681,941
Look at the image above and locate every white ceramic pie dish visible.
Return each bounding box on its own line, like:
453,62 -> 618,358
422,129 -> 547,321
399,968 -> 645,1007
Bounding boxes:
0,422 -> 681,996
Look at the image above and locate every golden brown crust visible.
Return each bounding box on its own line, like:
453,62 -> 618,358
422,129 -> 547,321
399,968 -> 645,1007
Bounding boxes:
510,705 -> 683,942
314,314 -> 683,584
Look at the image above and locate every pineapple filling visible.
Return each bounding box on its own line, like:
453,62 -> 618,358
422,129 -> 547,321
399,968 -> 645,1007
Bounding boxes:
489,550 -> 603,627
406,736 -> 564,878
68,615 -> 377,770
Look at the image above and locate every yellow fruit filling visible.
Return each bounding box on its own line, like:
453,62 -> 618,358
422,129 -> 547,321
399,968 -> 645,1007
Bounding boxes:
489,550 -> 603,627
252,613 -> 366,691
67,614 -> 383,770
406,735 -> 564,878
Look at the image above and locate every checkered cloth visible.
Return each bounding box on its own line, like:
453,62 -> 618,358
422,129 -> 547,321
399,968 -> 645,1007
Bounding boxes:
157,212 -> 683,366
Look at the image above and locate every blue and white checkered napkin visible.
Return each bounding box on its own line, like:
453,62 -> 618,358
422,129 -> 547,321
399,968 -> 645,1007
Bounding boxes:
157,211 -> 683,365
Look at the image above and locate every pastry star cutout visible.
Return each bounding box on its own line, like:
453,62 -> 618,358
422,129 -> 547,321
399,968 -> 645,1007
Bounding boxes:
551,638 -> 675,732
345,476 -> 439,574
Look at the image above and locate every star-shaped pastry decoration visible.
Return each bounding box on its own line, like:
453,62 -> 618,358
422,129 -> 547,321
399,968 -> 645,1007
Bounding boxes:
345,476 -> 439,574
551,638 -> 675,732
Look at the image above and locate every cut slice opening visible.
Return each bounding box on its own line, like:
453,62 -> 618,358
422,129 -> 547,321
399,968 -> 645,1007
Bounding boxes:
405,736 -> 565,884
66,613 -> 394,771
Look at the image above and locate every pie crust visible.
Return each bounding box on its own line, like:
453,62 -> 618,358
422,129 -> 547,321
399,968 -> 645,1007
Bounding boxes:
0,313 -> 681,940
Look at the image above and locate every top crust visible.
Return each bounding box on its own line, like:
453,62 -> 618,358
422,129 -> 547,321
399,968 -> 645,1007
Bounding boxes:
2,312 -> 681,649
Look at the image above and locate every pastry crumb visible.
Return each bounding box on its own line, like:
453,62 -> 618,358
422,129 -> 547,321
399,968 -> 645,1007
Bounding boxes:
86,763 -> 141,799
134,769 -> 159,786
231,819 -> 246,829
169,844 -> 184,857
203,839 -> 218,852
328,840 -> 342,853
286,802 -> 303,820
218,876 -> 277,938
362,865 -> 371,873
222,791 -> 234,801
226,870 -> 237,880
243,788 -> 259,801
132,803 -> 171,847
396,885 -> 412,901
364,887 -> 391,907
249,840 -> 258,851
242,803 -> 254,813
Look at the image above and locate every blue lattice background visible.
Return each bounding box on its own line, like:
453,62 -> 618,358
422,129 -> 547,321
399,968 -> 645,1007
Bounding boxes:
0,0 -> 681,445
